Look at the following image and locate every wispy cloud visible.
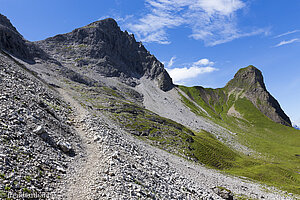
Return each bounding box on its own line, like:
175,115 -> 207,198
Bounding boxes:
274,30 -> 300,38
274,38 -> 299,47
166,58 -> 217,83
167,56 -> 176,67
127,0 -> 268,46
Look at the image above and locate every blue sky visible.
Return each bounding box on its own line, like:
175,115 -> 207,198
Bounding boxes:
1,0 -> 300,125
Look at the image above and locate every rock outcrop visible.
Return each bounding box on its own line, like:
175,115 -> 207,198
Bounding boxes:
225,65 -> 292,126
0,14 -> 32,60
35,18 -> 173,91
0,14 -> 52,62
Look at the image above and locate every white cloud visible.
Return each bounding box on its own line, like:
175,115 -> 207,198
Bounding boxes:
167,56 -> 176,67
193,58 -> 214,66
274,38 -> 299,47
189,0 -> 244,15
127,0 -> 268,46
274,30 -> 300,38
166,58 -> 217,83
195,28 -> 269,46
167,66 -> 217,83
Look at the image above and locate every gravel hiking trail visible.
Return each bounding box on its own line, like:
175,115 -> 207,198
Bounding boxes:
57,88 -> 103,200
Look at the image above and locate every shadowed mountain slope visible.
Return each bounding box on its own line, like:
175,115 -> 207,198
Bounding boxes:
34,18 -> 173,91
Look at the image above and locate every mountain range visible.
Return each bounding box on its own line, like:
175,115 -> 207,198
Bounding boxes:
0,13 -> 300,199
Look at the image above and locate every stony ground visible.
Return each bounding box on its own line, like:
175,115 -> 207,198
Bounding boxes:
136,78 -> 253,155
51,88 -> 295,200
0,52 -> 81,199
0,52 -> 296,200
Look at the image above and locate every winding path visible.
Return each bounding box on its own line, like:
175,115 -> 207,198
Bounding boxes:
57,89 -> 103,199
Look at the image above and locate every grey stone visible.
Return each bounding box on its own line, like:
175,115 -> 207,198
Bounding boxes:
57,141 -> 72,153
33,125 -> 45,135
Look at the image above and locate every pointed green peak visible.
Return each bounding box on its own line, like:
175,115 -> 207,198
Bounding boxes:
236,65 -> 260,75
225,65 -> 266,90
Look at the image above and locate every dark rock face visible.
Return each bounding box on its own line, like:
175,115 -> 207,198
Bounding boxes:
0,14 -> 18,32
226,65 -> 292,126
0,14 -> 173,91
0,14 -> 51,62
34,18 -> 173,91
0,14 -> 32,60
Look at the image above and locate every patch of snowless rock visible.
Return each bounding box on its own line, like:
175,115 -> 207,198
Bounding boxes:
0,52 -> 81,198
54,108 -> 294,200
136,78 -> 253,155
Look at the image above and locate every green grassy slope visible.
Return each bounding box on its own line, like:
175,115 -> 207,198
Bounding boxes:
66,81 -> 246,170
65,78 -> 300,194
178,85 -> 300,194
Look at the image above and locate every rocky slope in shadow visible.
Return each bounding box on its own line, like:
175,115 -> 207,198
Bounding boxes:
0,14 -> 32,60
0,14 -> 54,63
34,18 -> 173,91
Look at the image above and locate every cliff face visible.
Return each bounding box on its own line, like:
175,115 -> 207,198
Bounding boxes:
0,14 -> 32,60
34,18 -> 173,91
180,65 -> 292,127
225,65 -> 292,126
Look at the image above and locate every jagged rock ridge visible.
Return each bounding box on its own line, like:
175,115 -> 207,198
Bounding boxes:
0,14 -> 54,63
0,14 -> 32,60
34,18 -> 173,91
225,65 -> 292,126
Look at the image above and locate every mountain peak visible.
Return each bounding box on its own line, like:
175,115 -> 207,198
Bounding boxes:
226,65 -> 266,91
80,18 -> 119,31
0,13 -> 18,33
0,13 -> 34,60
225,66 -> 291,126
94,18 -> 118,26
36,17 -> 173,91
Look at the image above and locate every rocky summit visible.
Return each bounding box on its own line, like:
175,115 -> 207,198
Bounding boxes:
34,18 -> 173,91
0,14 -> 32,60
225,65 -> 292,126
0,13 -> 300,200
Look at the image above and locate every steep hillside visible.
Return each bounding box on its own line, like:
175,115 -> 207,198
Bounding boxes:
179,66 -> 291,126
225,65 -> 291,126
0,51 -> 81,198
0,14 -> 32,60
34,18 -> 173,91
178,66 -> 300,194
